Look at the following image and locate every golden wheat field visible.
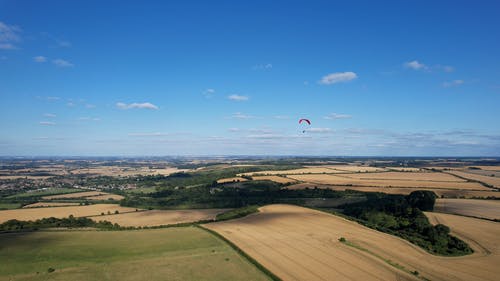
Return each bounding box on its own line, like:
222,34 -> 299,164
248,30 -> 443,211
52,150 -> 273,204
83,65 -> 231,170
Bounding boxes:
286,183 -> 500,198
342,171 -> 465,182
445,170 -> 500,188
434,199 -> 500,220
22,202 -> 81,208
42,191 -> 105,199
251,175 -> 297,184
216,177 -> 249,183
0,204 -> 138,223
238,167 -> 344,176
95,209 -> 229,227
287,174 -> 488,190
206,204 -> 500,281
85,194 -> 125,201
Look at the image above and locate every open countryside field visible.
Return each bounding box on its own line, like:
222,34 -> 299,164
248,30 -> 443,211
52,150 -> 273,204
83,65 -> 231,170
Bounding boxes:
0,204 -> 138,223
287,174 -> 489,190
68,166 -> 190,177
42,191 -> 105,200
238,167 -> 346,176
0,227 -> 270,281
216,177 -> 249,184
95,209 -> 229,227
434,199 -> 500,220
22,202 -> 80,208
342,171 -> 465,182
206,204 -> 500,281
85,194 -> 124,201
286,183 -> 500,198
445,170 -> 500,188
251,175 -> 297,184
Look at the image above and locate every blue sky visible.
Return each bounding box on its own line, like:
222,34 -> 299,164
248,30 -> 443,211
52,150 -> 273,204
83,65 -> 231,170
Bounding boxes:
1,0 -> 499,156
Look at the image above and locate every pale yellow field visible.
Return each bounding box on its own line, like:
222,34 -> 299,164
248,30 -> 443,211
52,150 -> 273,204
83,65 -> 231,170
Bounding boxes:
469,166 -> 500,171
85,194 -> 125,201
206,204 -> 500,281
0,204 -> 138,223
286,183 -> 500,198
95,209 -> 229,227
385,167 -> 423,172
434,199 -> 500,220
287,174 -> 488,190
69,166 -> 189,177
343,171 -> 465,182
327,165 -> 387,172
22,202 -> 81,208
252,175 -> 297,184
216,177 -> 249,183
0,175 -> 52,180
446,170 -> 500,188
238,167 -> 344,176
42,191 -> 105,199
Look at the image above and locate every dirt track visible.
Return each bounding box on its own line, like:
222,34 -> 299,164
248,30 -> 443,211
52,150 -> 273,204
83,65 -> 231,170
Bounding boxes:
205,204 -> 500,281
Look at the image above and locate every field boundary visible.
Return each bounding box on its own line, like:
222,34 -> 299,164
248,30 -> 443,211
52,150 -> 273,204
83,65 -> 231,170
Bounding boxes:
339,238 -> 429,281
197,225 -> 282,281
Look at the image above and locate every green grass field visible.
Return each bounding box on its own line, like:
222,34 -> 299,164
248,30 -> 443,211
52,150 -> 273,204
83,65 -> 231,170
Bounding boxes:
0,202 -> 21,210
7,188 -> 83,199
0,227 -> 270,281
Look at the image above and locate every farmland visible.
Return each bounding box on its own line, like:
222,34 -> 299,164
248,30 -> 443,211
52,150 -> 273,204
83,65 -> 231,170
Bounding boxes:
0,204 -> 138,223
206,204 -> 500,281
433,199 -> 500,220
0,227 -> 270,281
95,209 -> 229,227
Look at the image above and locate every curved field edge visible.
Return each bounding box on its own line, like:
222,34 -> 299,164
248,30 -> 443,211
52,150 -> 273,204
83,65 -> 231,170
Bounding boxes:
205,204 -> 500,281
197,225 -> 282,281
0,227 -> 272,281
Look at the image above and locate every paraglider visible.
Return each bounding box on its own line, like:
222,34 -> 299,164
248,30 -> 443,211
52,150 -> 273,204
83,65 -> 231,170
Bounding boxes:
299,118 -> 311,133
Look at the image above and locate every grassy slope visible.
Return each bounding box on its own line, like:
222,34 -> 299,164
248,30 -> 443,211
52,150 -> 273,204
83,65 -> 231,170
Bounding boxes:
0,227 -> 270,281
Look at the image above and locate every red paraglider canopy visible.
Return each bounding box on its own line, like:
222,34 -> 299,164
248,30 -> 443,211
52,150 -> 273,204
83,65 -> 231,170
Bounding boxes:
298,118 -> 311,125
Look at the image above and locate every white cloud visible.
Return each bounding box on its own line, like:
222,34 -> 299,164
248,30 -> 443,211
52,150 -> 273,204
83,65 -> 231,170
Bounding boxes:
43,113 -> 56,118
274,115 -> 290,120
404,60 -> 427,70
203,88 -> 215,98
253,63 -> 273,70
33,56 -> 47,63
324,113 -> 352,120
442,80 -> 464,88
52,59 -> 73,67
0,43 -> 16,50
39,121 -> 55,126
128,132 -> 169,137
116,102 -> 159,110
85,104 -> 96,109
0,22 -> 21,49
319,72 -> 357,85
307,127 -> 333,133
230,112 -> 254,119
58,40 -> 71,47
228,94 -> 249,101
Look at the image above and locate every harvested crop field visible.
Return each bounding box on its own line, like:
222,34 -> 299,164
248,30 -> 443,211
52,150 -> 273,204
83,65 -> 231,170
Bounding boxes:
42,191 -> 104,200
343,171 -> 465,182
85,194 -> 124,201
0,227 -> 269,281
251,175 -> 297,184
206,204 -> 500,281
216,177 -> 248,183
0,204 -> 138,223
287,174 -> 488,190
238,167 -> 344,176
445,170 -> 500,188
22,202 -> 81,208
286,183 -> 500,198
434,199 -> 500,220
95,209 -> 229,227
